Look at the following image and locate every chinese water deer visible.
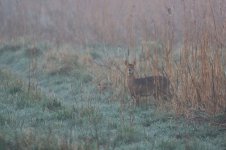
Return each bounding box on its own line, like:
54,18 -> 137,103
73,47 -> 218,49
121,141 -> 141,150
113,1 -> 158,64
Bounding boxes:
125,60 -> 171,105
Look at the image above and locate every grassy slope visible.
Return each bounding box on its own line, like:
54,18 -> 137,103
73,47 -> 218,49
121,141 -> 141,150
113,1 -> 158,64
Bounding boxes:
0,42 -> 225,150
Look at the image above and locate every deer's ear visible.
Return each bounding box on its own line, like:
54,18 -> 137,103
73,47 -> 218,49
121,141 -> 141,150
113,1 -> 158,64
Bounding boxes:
133,60 -> 136,65
125,60 -> 128,66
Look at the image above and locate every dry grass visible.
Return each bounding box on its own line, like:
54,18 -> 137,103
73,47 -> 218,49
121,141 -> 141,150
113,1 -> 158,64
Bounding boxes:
120,0 -> 226,117
171,42 -> 226,116
119,39 -> 226,117
82,22 -> 226,119
88,1 -> 226,117
42,47 -> 80,75
17,0 -> 225,118
89,56 -> 127,103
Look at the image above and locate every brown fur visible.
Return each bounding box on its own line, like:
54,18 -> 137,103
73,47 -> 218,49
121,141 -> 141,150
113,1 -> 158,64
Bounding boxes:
125,60 -> 171,105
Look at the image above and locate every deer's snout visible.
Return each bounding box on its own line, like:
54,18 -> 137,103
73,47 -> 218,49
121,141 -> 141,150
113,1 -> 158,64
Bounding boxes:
128,68 -> 133,75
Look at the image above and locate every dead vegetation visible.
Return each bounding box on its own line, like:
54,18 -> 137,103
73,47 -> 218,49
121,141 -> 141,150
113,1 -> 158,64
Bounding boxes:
88,0 -> 226,117
42,47 -> 80,75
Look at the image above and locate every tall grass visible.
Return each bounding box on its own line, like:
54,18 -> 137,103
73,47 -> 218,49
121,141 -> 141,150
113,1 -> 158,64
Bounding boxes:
136,0 -> 226,116
170,0 -> 226,116
0,33 -> 225,150
87,0 -> 226,117
171,35 -> 226,116
1,0 -> 225,118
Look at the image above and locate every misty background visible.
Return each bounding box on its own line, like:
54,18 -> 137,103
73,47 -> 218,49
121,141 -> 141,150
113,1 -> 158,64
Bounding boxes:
0,0 -> 226,48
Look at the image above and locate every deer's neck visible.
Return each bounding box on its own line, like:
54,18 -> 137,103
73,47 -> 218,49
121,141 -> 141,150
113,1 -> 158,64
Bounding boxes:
127,75 -> 135,86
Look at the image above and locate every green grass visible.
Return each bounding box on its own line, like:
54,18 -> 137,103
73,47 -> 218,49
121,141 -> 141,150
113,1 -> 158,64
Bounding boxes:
0,42 -> 225,149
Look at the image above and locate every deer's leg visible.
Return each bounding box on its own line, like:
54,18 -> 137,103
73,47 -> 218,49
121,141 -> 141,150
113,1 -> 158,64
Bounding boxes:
132,95 -> 140,106
131,95 -> 136,106
134,96 -> 138,106
135,96 -> 140,106
153,91 -> 159,100
161,87 -> 172,101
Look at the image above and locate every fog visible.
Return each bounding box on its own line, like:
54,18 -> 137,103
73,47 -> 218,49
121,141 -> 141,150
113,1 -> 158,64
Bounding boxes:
0,0 -> 226,47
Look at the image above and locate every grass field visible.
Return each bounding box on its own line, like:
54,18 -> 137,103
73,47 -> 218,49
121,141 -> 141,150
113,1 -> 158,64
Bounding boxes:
0,40 -> 226,149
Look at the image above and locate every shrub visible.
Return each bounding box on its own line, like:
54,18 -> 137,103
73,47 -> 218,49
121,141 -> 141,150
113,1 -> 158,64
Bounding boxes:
114,125 -> 142,144
24,47 -> 42,57
43,47 -> 81,75
43,98 -> 62,111
8,81 -> 23,95
0,44 -> 21,54
158,140 -> 178,150
89,51 -> 101,60
0,134 -> 8,150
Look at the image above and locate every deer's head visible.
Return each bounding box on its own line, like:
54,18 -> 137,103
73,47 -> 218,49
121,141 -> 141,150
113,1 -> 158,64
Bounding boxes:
125,60 -> 136,77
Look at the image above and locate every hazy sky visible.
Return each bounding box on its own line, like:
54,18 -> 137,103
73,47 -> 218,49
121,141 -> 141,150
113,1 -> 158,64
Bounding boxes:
0,0 -> 225,46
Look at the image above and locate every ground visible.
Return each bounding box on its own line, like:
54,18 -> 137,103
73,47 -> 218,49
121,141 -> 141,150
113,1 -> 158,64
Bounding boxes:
0,41 -> 225,150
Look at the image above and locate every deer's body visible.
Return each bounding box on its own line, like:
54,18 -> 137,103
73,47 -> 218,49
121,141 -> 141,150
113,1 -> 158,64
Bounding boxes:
125,60 -> 171,104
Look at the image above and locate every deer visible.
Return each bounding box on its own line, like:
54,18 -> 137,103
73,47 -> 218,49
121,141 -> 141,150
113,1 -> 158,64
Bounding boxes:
125,60 -> 171,105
